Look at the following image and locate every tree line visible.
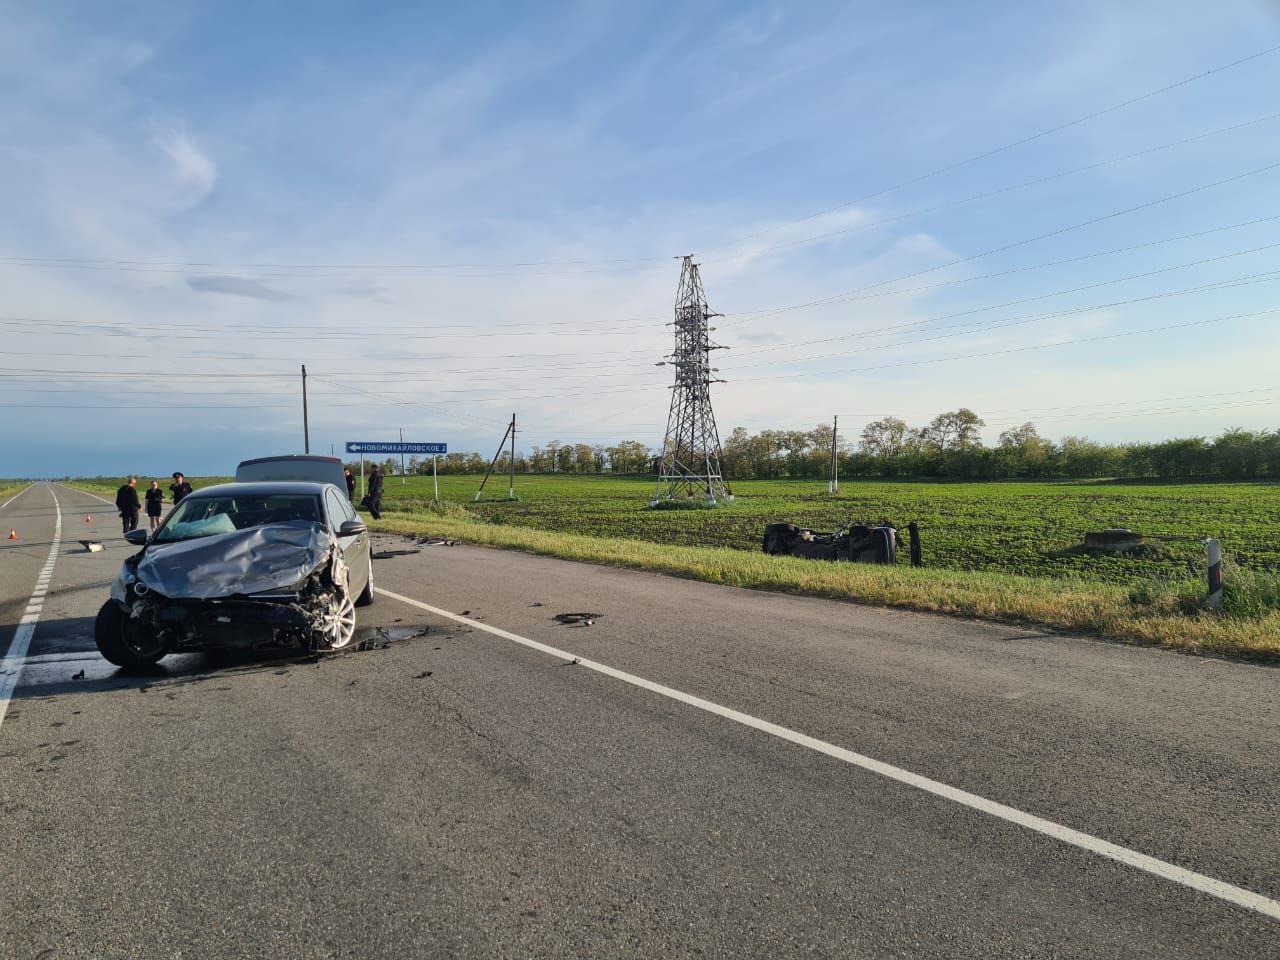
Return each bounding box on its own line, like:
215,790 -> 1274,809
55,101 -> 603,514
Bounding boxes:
347,410 -> 1280,481
725,410 -> 1280,480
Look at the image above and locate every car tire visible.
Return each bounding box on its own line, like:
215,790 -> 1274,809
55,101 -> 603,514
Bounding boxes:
356,552 -> 374,607
94,600 -> 166,671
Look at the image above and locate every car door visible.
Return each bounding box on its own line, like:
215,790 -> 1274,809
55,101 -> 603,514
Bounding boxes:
325,487 -> 370,595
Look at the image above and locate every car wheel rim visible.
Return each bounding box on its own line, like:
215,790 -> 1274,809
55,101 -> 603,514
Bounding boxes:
322,591 -> 356,649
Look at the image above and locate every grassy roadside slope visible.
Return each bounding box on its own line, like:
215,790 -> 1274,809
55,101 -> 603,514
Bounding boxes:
0,482 -> 31,503
374,510 -> 1280,662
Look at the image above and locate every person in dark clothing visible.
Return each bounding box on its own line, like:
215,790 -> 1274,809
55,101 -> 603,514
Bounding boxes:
344,468 -> 356,502
170,472 -> 193,504
367,464 -> 383,520
144,480 -> 165,532
115,477 -> 141,534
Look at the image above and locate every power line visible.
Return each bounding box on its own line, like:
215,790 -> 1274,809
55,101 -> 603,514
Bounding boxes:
729,273 -> 1280,374
11,259 -> 1277,386
1,46 -> 1276,281
716,159 -> 1280,329
705,112 -> 1280,262
727,252 -> 1280,363
8,222 -> 1280,387
725,306 -> 1280,385
6,211 -> 1278,356
705,43 -> 1280,253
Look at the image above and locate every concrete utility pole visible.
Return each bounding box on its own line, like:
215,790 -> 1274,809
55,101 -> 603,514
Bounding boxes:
301,364 -> 310,454
476,414 -> 518,502
828,415 -> 839,494
509,413 -> 517,500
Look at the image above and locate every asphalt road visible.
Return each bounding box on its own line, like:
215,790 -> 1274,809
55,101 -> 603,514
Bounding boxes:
1,482 -> 1277,959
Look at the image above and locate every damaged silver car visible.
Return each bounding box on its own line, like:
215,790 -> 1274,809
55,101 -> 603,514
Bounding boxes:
95,473 -> 373,670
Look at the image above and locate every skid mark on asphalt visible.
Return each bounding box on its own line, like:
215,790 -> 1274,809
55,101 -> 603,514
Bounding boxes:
0,485 -> 62,731
376,585 -> 1280,923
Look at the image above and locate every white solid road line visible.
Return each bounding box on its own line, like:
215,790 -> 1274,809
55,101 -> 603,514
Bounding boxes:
376,585 -> 1280,923
0,485 -> 62,732
0,483 -> 33,512
57,482 -> 113,505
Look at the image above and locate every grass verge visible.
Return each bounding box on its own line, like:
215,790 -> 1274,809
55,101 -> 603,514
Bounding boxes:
0,482 -> 32,504
374,510 -> 1280,662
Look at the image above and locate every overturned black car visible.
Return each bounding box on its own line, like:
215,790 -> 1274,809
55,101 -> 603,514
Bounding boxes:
96,475 -> 373,670
762,520 -> 921,566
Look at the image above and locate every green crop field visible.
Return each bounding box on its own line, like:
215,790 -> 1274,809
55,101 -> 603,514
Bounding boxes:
379,474 -> 1280,586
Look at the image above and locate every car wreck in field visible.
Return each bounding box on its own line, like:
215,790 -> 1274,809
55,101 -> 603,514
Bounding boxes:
95,458 -> 373,670
762,520 -> 922,566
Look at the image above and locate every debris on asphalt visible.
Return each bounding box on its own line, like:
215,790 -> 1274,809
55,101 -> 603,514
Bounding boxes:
371,549 -> 422,559
554,612 -> 602,626
77,540 -> 104,553
71,669 -> 85,680
355,624 -> 430,651
461,610 -> 471,616
530,602 -> 543,607
413,670 -> 433,679
566,657 -> 581,666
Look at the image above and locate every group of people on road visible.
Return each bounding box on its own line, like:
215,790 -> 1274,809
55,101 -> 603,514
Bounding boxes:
115,472 -> 193,534
115,465 -> 381,536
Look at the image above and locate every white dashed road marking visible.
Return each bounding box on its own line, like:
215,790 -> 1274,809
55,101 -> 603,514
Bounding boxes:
377,586 -> 1280,923
0,485 -> 62,731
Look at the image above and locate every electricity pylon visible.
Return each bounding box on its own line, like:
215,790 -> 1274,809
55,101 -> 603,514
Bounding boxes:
652,256 -> 732,505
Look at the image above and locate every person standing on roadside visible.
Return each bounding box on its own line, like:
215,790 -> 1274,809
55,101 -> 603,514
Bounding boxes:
170,472 -> 193,504
115,477 -> 141,534
144,480 -> 165,532
344,467 -> 356,502
367,463 -> 383,519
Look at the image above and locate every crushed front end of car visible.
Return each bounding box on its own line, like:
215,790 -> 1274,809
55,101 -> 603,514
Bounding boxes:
100,520 -> 356,668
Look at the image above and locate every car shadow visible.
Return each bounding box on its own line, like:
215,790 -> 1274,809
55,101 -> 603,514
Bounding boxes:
4,612 -> 429,702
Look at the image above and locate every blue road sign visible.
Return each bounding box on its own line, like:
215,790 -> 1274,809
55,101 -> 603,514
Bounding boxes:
346,441 -> 447,455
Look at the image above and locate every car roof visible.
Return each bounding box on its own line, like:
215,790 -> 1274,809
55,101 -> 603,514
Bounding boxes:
185,481 -> 333,498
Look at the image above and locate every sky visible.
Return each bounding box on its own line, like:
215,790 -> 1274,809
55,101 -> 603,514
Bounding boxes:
2,0 -> 1279,477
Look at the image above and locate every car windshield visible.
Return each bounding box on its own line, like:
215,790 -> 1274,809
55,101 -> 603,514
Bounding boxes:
153,494 -> 322,544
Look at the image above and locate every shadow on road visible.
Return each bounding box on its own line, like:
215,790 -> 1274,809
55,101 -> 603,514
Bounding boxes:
4,611 -> 432,702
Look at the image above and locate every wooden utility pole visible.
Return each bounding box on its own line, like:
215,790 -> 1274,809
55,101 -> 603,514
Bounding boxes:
301,364 -> 310,454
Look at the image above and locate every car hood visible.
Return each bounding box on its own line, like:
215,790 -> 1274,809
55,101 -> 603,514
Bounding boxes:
134,520 -> 334,599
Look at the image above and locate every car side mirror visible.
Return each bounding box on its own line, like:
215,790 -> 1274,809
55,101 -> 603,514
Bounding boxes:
338,519 -> 367,537
124,529 -> 149,546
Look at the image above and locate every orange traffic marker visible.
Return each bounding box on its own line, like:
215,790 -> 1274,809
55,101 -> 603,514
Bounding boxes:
7,529 -> 16,540
86,514 -> 93,524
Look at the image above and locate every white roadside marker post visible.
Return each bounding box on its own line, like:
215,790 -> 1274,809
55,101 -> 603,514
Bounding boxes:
1206,538 -> 1223,610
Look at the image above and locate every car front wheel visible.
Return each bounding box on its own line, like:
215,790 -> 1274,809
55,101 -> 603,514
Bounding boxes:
94,600 -> 167,670
317,585 -> 357,649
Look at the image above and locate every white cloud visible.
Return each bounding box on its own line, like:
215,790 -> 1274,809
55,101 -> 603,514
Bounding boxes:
156,130 -> 217,203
